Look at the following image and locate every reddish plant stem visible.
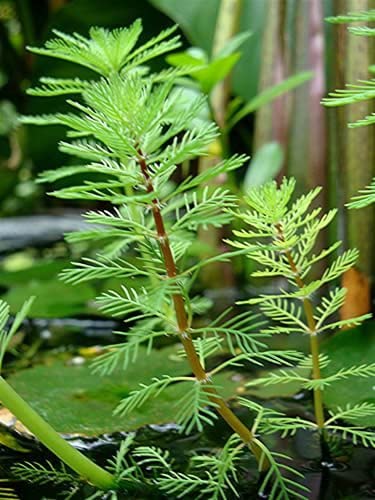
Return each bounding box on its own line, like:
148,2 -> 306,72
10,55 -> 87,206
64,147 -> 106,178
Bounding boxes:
137,152 -> 266,465
275,223 -> 325,429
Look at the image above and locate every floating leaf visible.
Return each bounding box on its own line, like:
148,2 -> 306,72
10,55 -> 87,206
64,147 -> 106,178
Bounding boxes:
322,322 -> 375,426
0,260 -> 70,286
1,280 -> 96,318
7,346 -> 244,436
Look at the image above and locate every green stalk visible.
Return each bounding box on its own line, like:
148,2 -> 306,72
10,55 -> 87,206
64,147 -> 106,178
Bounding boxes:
253,0 -> 288,151
211,0 -> 242,130
344,0 -> 374,271
333,0 -> 375,277
15,0 -> 35,46
275,224 -> 325,430
0,376 -> 116,490
137,151 -> 269,471
198,0 -> 242,289
289,0 -> 327,204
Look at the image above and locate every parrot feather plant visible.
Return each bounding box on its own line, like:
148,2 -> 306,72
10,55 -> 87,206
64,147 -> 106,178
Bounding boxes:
228,178 -> 375,461
2,20 -> 308,499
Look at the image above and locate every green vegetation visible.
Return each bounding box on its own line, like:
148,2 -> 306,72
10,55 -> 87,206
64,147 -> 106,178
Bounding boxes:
229,178 -> 375,448
0,6 -> 374,500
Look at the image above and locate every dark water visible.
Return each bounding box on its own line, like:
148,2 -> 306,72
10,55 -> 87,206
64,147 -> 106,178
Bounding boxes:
0,215 -> 88,254
1,410 -> 374,499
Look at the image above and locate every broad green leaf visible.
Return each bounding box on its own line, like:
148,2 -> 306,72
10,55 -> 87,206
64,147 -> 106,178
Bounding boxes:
168,51 -> 241,94
167,33 -> 252,95
169,86 -> 211,127
216,31 -> 252,58
151,0 -> 219,54
167,49 -> 207,67
243,142 -> 284,191
0,259 -> 70,286
193,54 -> 240,94
2,280 -> 96,318
151,0 -> 268,99
322,322 -> 375,426
8,346 -> 245,435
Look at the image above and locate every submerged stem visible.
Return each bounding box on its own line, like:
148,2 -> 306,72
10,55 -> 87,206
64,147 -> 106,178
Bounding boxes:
137,151 -> 267,469
0,376 -> 116,490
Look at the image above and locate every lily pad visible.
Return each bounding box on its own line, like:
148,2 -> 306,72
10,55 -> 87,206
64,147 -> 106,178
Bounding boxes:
1,280 -> 96,318
0,259 -> 70,286
0,407 -> 32,452
322,322 -> 375,426
6,346 -> 245,436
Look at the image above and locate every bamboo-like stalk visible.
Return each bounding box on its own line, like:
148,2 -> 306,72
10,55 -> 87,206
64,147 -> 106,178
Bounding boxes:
0,376 -> 116,490
275,223 -> 325,429
198,0 -> 243,289
288,0 -> 327,203
211,0 -> 242,130
253,0 -> 289,154
137,151 -> 268,468
344,0 -> 374,277
333,0 -> 375,277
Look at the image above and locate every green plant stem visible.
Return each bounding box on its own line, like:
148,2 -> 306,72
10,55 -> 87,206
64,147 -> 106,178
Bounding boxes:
275,223 -> 325,430
211,0 -> 242,131
137,151 -> 267,469
196,0 -> 242,289
0,376 -> 116,490
15,0 -> 35,47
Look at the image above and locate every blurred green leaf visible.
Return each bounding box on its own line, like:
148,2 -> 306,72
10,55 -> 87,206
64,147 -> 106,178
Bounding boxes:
322,322 -> 375,426
2,280 -> 96,318
227,71 -> 313,129
0,71 -> 7,88
169,85 -> 211,127
152,0 -> 269,100
243,142 -> 284,191
0,102 -> 18,135
195,54 -> 241,94
151,0 -> 219,54
0,259 -> 70,286
168,50 -> 240,94
8,346 -> 244,435
167,47 -> 207,67
216,31 -> 251,58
